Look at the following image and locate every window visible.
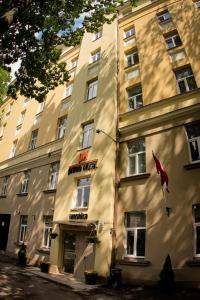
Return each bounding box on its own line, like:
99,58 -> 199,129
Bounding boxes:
43,216 -> 53,248
57,116 -> 67,139
29,129 -> 38,150
93,30 -> 102,41
90,50 -> 101,64
127,85 -> 143,111
17,111 -> 26,126
23,98 -> 30,106
21,170 -> 31,194
193,204 -> 200,256
125,68 -> 140,80
6,103 -> 13,116
186,123 -> 200,163
76,178 -> 91,208
64,83 -> 73,98
175,67 -> 197,93
10,140 -> 17,158
87,79 -> 98,100
19,216 -> 28,243
165,32 -> 182,49
194,0 -> 200,8
48,162 -> 60,190
0,124 -> 6,139
157,10 -> 171,23
70,58 -> 78,69
36,101 -> 45,114
82,123 -> 94,149
125,51 -> 139,67
128,139 -> 146,175
125,211 -> 146,258
1,176 -> 10,196
124,28 -> 135,39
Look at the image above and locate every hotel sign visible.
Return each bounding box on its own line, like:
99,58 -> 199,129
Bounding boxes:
68,151 -> 98,175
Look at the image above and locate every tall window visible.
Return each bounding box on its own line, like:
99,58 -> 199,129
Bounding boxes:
1,176 -> 10,196
125,211 -> 146,258
125,51 -> 139,67
90,50 -> 101,63
87,79 -> 98,100
36,101 -> 45,114
64,83 -> 73,98
0,124 -> 6,139
43,216 -> 53,248
194,0 -> 200,8
17,111 -> 26,126
76,178 -> 91,208
165,32 -> 182,49
48,162 -> 60,190
82,123 -> 94,149
29,129 -> 38,150
93,30 -> 102,41
21,170 -> 31,194
128,139 -> 146,175
127,85 -> 143,111
57,116 -> 67,139
19,215 -> 28,243
175,67 -> 197,93
157,10 -> 171,23
186,123 -> 200,163
10,140 -> 17,158
70,58 -> 78,69
124,28 -> 135,39
193,204 -> 200,257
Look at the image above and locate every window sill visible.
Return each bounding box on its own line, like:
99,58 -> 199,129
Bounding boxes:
0,195 -> 7,198
70,207 -> 88,212
184,162 -> 200,170
120,173 -> 151,183
16,193 -> 28,197
43,189 -> 57,194
37,247 -> 50,254
124,62 -> 139,70
77,146 -> 92,152
186,259 -> 200,267
117,258 -> 150,267
84,97 -> 97,103
123,34 -> 135,41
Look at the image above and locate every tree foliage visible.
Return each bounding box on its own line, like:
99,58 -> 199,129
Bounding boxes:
0,0 -> 137,102
0,65 -> 11,104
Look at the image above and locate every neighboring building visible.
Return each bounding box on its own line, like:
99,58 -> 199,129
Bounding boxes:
0,0 -> 200,286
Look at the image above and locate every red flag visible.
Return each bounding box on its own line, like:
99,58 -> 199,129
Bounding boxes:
152,152 -> 169,192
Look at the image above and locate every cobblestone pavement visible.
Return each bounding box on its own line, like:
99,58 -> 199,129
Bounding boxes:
1,255 -> 200,300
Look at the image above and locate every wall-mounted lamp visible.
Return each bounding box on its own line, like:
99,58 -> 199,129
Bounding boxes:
96,129 -> 117,143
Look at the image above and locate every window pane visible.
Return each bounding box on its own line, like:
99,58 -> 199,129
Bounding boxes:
135,94 -> 143,109
187,76 -> 197,91
128,139 -> 145,154
196,227 -> 200,254
138,152 -> 146,173
178,80 -> 187,93
127,231 -> 134,255
83,186 -> 90,207
166,38 -> 174,49
174,35 -> 182,46
189,140 -> 200,161
137,229 -> 145,256
126,212 -> 145,227
186,124 -> 200,138
194,205 -> 200,223
176,68 -> 193,79
76,189 -> 82,207
129,156 -> 136,174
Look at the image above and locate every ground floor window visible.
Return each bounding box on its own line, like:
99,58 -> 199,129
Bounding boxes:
19,215 -> 28,243
125,211 -> 146,258
42,216 -> 53,248
193,204 -> 200,256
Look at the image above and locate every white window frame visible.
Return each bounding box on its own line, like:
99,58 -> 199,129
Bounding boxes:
165,33 -> 181,49
17,111 -> 25,126
194,0 -> 200,8
176,71 -> 197,93
125,212 -> 146,258
124,28 -> 135,39
10,140 -> 17,158
75,178 -> 91,208
157,10 -> 171,23
127,86 -> 143,111
82,123 -> 94,149
21,170 -> 31,194
1,176 -> 9,196
48,162 -> 60,190
128,139 -> 146,175
87,80 -> 98,101
125,51 -> 139,67
19,216 -> 28,243
64,83 -> 73,98
36,101 -> 45,114
57,116 -> 67,139
70,58 -> 78,69
29,130 -> 38,150
93,30 -> 102,41
42,216 -> 53,248
90,50 -> 101,64
186,124 -> 200,163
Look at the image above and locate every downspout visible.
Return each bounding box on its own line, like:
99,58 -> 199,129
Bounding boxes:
110,12 -> 120,270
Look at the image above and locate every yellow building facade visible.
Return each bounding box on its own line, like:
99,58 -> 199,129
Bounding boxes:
0,0 -> 200,286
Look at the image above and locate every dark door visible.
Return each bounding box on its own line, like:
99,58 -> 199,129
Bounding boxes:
63,232 -> 76,273
0,214 -> 11,251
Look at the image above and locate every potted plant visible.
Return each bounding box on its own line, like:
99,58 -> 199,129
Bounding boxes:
84,270 -> 98,285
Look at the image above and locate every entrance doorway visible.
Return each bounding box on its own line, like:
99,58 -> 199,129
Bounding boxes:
63,232 -> 76,273
0,214 -> 11,251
